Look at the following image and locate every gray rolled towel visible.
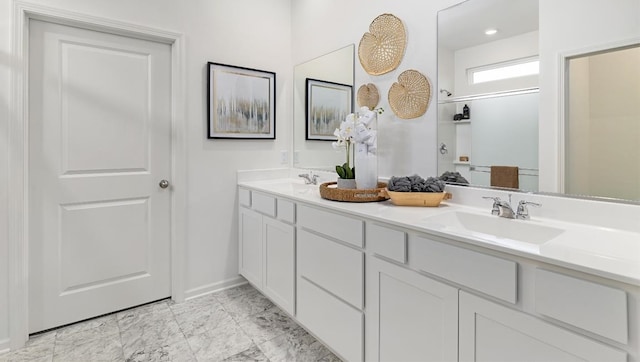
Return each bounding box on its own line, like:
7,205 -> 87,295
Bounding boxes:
387,176 -> 412,192
424,177 -> 446,192
439,171 -> 469,185
408,174 -> 426,192
388,175 -> 446,192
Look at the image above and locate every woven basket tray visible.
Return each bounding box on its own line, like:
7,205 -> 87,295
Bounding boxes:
381,189 -> 452,207
319,182 -> 388,203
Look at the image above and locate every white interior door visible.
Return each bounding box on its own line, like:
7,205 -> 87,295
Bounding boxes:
28,19 -> 172,333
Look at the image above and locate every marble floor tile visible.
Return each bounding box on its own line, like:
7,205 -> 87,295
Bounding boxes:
54,314 -> 118,341
0,331 -> 55,362
220,344 -> 269,362
1,283 -> 339,362
216,288 -> 274,321
186,320 -> 253,361
213,284 -> 256,304
119,312 -> 186,359
0,355 -> 53,362
238,306 -> 301,345
123,338 -> 196,362
116,300 -> 172,330
318,352 -> 343,362
257,326 -> 333,362
54,321 -> 120,354
52,331 -> 123,362
170,295 -> 235,338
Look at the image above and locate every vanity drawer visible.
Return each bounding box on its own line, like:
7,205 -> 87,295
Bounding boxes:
277,199 -> 295,224
298,229 -> 364,309
238,188 -> 251,207
367,222 -> 407,264
252,192 -> 276,217
535,269 -> 628,344
298,204 -> 363,248
410,235 -> 517,303
297,277 -> 363,362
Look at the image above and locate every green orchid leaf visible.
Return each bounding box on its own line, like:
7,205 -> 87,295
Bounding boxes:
344,165 -> 354,179
336,165 -> 346,179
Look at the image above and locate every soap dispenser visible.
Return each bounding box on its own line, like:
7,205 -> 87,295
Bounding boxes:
462,104 -> 470,119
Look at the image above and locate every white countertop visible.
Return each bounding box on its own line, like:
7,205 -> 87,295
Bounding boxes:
238,175 -> 640,287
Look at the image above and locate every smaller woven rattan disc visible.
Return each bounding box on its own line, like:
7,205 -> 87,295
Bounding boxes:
357,83 -> 380,110
358,14 -> 407,75
388,70 -> 431,119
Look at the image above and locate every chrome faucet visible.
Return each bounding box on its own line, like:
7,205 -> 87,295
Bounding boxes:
298,172 -> 319,185
483,195 -> 542,220
482,195 -> 515,219
482,196 -> 501,216
516,200 -> 541,220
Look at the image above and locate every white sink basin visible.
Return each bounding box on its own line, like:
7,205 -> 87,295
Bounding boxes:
258,179 -> 317,195
421,211 -> 565,252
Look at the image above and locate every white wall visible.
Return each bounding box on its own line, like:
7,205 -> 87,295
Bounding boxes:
0,0 -> 10,348
292,0 -> 462,180
538,0 -> 640,192
0,0 -> 292,346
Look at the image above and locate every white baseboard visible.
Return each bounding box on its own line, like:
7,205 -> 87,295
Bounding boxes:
0,338 -> 10,355
183,276 -> 247,301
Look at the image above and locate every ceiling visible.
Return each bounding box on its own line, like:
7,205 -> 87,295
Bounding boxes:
438,0 -> 539,51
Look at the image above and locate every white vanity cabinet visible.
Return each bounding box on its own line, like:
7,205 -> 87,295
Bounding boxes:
459,291 -> 627,362
238,207 -> 263,288
238,188 -> 295,315
366,256 -> 458,362
296,205 -> 365,362
237,183 -> 637,362
364,221 -> 631,362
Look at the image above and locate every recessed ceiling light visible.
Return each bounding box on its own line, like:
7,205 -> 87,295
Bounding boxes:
485,28 -> 498,35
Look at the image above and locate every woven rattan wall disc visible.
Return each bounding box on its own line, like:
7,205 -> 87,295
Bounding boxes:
388,70 -> 431,119
357,83 -> 380,110
358,14 -> 406,75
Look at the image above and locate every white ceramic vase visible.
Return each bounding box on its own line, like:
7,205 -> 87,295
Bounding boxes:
337,178 -> 357,189
355,142 -> 378,189
354,111 -> 378,189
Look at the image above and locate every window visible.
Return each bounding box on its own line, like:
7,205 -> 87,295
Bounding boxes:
469,58 -> 539,84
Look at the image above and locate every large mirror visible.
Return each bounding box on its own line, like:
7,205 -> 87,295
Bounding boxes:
293,44 -> 355,170
437,0 -> 640,203
565,44 -> 640,201
437,0 -> 540,190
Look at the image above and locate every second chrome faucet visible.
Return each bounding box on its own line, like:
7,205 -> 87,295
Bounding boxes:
482,195 -> 541,220
298,172 -> 319,185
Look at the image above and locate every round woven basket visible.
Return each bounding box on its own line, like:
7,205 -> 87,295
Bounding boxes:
388,69 -> 432,119
319,182 -> 388,203
357,83 -> 380,110
358,14 -> 406,75
381,189 -> 452,207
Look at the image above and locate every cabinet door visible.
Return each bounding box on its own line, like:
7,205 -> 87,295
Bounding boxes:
239,207 -> 262,288
459,291 -> 626,362
366,257 -> 458,362
263,217 -> 295,315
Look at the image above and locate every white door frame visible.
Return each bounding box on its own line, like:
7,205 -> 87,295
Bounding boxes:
8,1 -> 187,349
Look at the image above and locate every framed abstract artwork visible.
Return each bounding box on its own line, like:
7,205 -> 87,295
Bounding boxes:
305,78 -> 352,141
207,62 -> 276,139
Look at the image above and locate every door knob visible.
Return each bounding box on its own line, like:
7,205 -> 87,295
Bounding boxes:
159,179 -> 170,189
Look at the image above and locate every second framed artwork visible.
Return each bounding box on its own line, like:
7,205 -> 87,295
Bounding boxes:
305,78 -> 353,141
207,62 -> 276,139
